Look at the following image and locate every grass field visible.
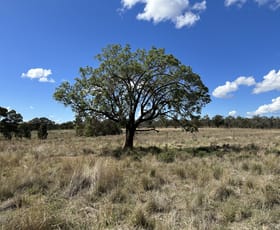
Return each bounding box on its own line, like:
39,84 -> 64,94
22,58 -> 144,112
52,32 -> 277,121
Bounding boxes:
0,128 -> 280,229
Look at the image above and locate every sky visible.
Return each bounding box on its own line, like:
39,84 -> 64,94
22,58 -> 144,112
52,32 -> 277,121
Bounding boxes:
1,0 -> 280,123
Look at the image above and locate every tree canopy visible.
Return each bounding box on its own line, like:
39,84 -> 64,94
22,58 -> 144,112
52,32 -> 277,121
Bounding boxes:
54,44 -> 210,149
0,106 -> 23,139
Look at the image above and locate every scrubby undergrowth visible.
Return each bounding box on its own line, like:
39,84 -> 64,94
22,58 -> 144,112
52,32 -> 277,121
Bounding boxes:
0,128 -> 280,229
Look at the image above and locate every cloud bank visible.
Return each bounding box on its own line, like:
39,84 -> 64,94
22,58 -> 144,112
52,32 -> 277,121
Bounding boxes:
120,0 -> 206,28
21,68 -> 55,83
253,69 -> 280,94
212,76 -> 256,98
248,97 -> 280,116
213,69 -> 280,115
213,69 -> 280,98
225,0 -> 280,9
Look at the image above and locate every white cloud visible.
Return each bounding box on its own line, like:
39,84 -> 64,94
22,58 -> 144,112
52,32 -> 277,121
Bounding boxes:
225,0 -> 280,9
21,68 -> 55,83
253,69 -> 280,94
121,0 -> 144,9
255,0 -> 280,8
225,0 -> 247,7
228,110 -> 237,116
235,76 -> 256,85
120,0 -> 206,28
212,76 -> 256,98
192,1 -> 207,11
247,97 -> 280,115
175,12 -> 200,28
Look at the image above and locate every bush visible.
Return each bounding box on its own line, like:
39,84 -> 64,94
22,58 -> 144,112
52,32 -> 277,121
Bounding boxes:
132,208 -> 155,230
157,151 -> 175,163
17,123 -> 31,139
78,117 -> 122,137
37,123 -> 48,139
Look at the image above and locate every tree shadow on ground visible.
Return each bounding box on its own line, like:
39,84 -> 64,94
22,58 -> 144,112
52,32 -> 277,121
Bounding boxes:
183,143 -> 260,158
100,146 -> 162,160
99,143 -> 261,160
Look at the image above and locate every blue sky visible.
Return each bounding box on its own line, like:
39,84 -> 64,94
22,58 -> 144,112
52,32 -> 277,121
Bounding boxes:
1,0 -> 280,122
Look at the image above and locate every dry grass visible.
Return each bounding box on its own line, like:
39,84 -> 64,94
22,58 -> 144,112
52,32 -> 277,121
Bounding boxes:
0,128 -> 280,229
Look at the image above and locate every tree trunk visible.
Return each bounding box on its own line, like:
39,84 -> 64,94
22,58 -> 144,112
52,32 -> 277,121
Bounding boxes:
123,124 -> 136,150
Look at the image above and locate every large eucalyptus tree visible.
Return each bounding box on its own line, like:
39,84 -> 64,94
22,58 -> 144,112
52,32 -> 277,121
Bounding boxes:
54,44 -> 210,149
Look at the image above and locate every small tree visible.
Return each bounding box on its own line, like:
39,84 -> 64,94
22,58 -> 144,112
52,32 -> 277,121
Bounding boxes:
54,44 -> 210,149
0,107 -> 23,139
37,123 -> 48,139
18,123 -> 32,139
81,116 -> 122,137
212,115 -> 224,128
28,117 -> 55,130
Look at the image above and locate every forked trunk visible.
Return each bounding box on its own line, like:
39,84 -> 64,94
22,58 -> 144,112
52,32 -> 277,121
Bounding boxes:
123,124 -> 136,150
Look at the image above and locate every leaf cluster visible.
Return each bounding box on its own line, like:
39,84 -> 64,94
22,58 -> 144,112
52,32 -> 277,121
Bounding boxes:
0,107 -> 24,139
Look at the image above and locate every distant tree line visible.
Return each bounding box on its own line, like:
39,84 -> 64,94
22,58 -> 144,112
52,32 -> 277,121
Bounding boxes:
59,114 -> 280,130
0,106 -> 121,139
74,115 -> 122,137
141,115 -> 280,129
200,115 -> 280,129
0,106 -> 55,140
2,105 -> 280,140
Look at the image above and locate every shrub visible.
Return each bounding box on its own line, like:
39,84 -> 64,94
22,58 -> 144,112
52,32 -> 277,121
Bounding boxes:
82,117 -> 122,137
37,123 -> 48,139
132,208 -> 155,230
150,169 -> 156,177
2,129 -> 12,139
241,162 -> 249,171
157,151 -> 175,163
263,184 -> 280,208
17,123 -> 31,139
222,202 -> 237,223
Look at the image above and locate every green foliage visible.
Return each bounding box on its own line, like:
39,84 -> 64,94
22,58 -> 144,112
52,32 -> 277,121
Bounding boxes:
28,117 -> 55,130
17,123 -> 32,139
157,151 -> 175,163
200,114 -> 280,129
263,184 -> 280,208
37,123 -> 48,140
0,107 -> 23,139
0,106 -> 8,118
54,44 -> 210,148
76,116 -> 122,137
212,115 -> 224,128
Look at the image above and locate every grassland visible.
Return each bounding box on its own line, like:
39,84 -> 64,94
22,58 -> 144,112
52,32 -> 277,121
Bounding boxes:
0,128 -> 280,229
